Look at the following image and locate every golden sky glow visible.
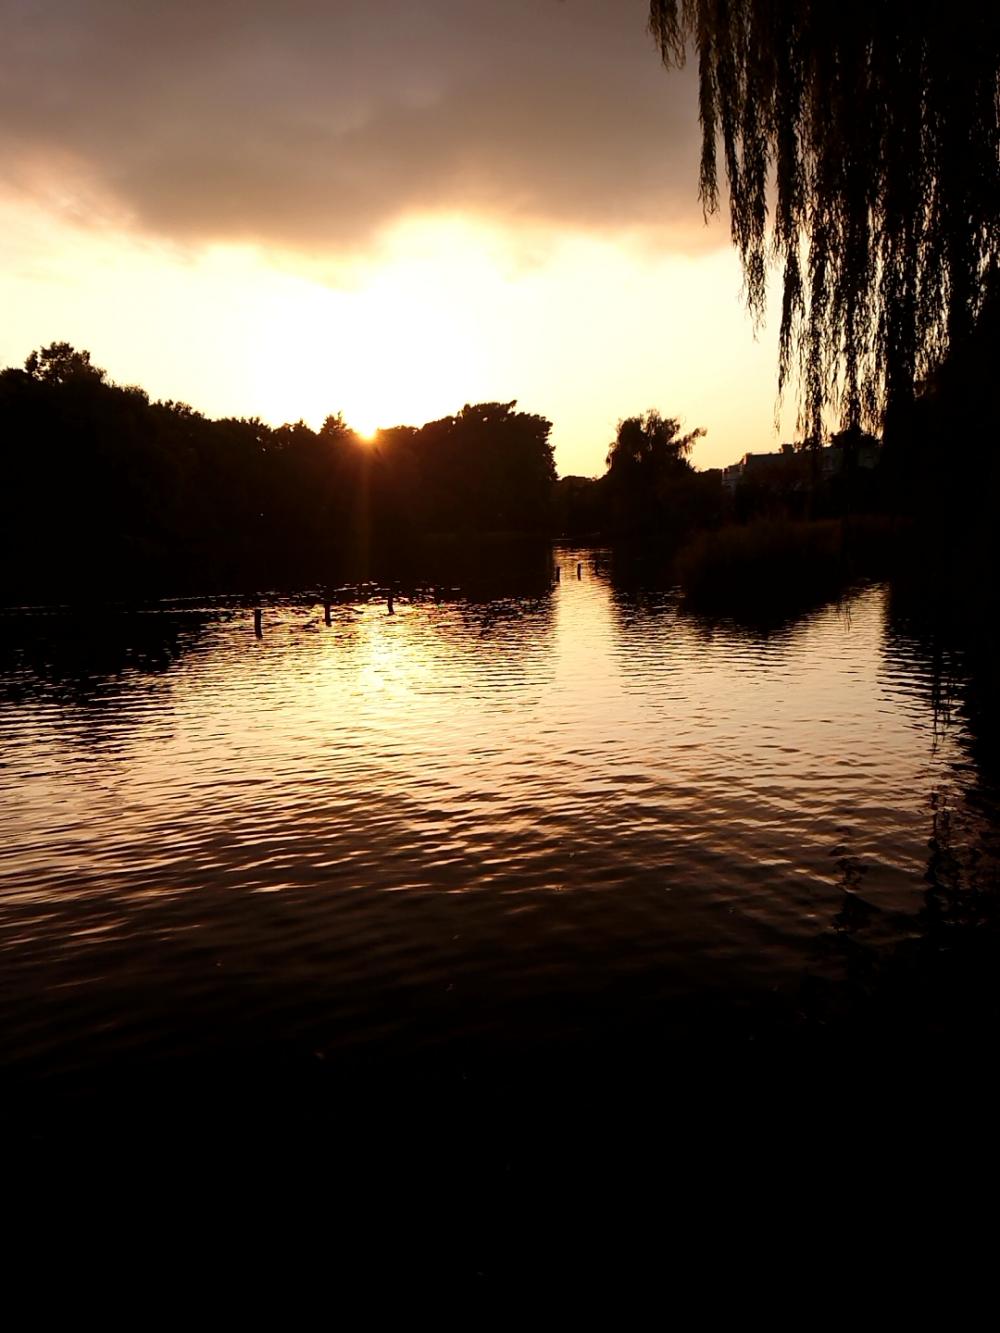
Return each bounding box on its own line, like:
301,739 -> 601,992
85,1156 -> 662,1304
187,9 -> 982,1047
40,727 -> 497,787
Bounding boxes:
0,0 -> 802,477
0,197 -> 794,476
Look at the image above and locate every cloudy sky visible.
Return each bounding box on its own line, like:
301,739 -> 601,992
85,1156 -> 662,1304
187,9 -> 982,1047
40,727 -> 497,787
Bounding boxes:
0,0 -> 791,474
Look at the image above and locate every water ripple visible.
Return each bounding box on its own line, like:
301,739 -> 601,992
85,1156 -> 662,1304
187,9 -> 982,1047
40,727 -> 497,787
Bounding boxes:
0,554 -> 994,1078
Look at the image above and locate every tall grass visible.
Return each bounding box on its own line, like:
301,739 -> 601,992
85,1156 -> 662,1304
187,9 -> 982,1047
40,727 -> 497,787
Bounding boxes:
676,517 -> 899,614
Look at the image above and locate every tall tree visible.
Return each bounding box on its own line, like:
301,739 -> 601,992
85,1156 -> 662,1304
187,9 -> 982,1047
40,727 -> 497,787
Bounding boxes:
606,410 -> 702,476
605,410 -> 705,535
648,2 -> 1000,439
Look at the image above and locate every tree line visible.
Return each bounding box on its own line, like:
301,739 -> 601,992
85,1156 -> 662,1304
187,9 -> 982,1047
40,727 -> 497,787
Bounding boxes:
3,332 -> 989,603
0,343 -> 556,598
555,410 -> 724,541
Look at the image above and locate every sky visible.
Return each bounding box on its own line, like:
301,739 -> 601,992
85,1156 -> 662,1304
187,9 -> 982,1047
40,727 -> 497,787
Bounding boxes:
0,0 -> 795,476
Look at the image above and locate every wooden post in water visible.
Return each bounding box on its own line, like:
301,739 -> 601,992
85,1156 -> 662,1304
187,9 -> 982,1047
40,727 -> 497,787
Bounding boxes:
324,602 -> 332,626
387,591 -> 394,615
253,607 -> 263,638
555,566 -> 561,583
577,562 -> 582,579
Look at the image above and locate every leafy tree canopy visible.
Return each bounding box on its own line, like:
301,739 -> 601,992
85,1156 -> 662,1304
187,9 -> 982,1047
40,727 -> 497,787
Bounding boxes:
606,410 -> 703,474
649,2 -> 1000,439
24,342 -> 106,386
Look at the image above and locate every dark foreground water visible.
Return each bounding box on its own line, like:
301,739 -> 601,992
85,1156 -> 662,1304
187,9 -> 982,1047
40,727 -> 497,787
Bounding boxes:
2,549 -> 999,1245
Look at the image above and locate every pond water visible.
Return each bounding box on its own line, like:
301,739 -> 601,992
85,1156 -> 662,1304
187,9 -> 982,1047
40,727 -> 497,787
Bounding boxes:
1,547 -> 997,1121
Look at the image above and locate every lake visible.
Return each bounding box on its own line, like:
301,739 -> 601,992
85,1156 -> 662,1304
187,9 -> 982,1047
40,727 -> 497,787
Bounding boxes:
2,546 -> 998,1141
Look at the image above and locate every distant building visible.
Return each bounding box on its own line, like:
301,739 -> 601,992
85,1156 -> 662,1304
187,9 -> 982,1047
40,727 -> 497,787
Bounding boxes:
721,439 -> 879,490
722,447 -> 794,490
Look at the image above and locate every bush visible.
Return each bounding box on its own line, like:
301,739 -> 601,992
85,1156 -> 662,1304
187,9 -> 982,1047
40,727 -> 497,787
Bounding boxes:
676,519 -> 847,614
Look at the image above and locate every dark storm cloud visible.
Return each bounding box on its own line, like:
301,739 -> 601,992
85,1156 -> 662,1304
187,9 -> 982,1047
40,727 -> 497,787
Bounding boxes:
0,0 -> 707,250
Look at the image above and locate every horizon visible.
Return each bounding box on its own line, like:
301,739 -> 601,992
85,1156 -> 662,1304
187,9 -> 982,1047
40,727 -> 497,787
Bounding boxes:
0,0 -> 797,477
3,334 -> 805,480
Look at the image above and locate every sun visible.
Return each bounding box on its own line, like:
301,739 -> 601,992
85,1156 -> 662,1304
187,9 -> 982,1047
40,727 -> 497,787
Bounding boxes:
248,216 -> 496,435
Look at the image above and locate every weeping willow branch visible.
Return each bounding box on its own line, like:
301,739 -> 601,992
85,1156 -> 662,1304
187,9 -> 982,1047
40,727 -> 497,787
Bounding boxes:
649,1 -> 1000,440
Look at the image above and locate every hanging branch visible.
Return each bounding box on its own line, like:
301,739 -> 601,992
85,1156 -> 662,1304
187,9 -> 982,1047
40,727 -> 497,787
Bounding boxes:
648,1 -> 1000,440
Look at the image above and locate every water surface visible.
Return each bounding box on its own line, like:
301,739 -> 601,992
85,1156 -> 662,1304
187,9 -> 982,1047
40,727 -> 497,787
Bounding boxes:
1,550 -> 995,1106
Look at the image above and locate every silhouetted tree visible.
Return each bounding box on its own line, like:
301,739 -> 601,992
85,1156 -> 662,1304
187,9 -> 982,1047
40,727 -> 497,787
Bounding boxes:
0,347 -> 557,599
606,410 -> 702,476
897,280 -> 1000,543
407,401 -> 555,535
553,475 -> 606,538
605,410 -> 706,535
649,3 -> 1000,437
24,342 -> 106,385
